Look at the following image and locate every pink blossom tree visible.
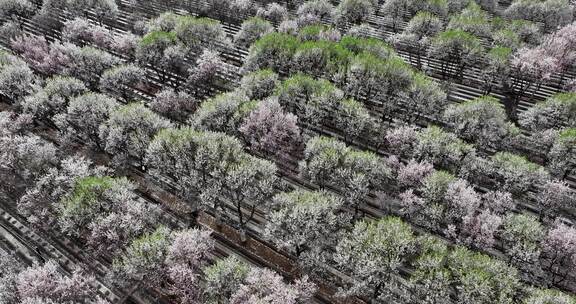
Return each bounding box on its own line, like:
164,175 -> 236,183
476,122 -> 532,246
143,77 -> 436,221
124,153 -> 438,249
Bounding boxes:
229,268 -> 315,304
536,180 -> 576,221
10,35 -> 70,75
62,18 -> 113,49
396,159 -> 434,190
16,260 -> 103,303
149,88 -> 196,121
541,22 -> 576,84
186,49 -> 225,97
239,97 -> 302,157
111,33 -> 140,60
541,222 -> 576,285
459,209 -> 502,250
507,47 -> 560,118
166,229 -> 214,303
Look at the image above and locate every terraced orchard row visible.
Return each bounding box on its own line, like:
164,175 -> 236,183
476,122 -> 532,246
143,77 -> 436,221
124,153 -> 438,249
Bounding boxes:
0,0 -> 575,303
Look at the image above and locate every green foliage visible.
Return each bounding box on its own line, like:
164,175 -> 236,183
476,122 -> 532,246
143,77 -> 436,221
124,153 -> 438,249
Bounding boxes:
491,152 -> 543,173
447,246 -> 520,304
558,128 -> 576,139
298,25 -> 330,41
334,216 -> 415,299
339,35 -> 396,59
292,40 -> 354,77
140,31 -> 177,47
448,2 -> 492,36
243,32 -> 300,72
414,125 -> 475,169
204,257 -> 250,304
422,170 -> 456,203
523,288 -> 576,304
487,46 -> 512,61
60,176 -> 114,215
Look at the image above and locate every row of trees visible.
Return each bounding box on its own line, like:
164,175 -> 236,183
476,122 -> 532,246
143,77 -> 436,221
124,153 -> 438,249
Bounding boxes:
6,1 -> 571,178
0,93 -> 313,303
0,229 -> 315,304
239,27 -> 576,177
2,41 -> 575,301
2,35 -> 573,250
0,250 -> 109,304
2,0 -> 573,231
1,3 -> 576,302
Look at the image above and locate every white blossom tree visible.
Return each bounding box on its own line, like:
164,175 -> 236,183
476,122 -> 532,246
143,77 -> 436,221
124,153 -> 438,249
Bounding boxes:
0,249 -> 24,303
443,96 -> 519,148
264,189 -> 348,259
0,54 -> 38,103
334,217 -> 415,301
17,155 -> 105,228
536,180 -> 576,221
64,46 -> 120,89
57,176 -> 161,255
98,103 -> 172,167
54,92 -> 119,150
299,136 -> 391,217
99,64 -> 144,102
334,0 -> 374,26
547,128 -> 576,180
239,69 -> 279,100
22,76 -> 87,129
203,257 -> 250,304
234,17 -> 274,48
501,213 -> 544,272
523,288 -> 575,304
